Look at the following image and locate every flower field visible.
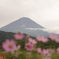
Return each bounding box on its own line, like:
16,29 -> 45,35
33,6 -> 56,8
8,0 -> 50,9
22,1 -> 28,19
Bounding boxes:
0,32 -> 59,59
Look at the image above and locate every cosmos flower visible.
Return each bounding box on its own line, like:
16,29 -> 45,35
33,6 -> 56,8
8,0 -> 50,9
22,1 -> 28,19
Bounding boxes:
2,39 -> 20,53
54,38 -> 59,43
28,38 -> 37,44
50,34 -> 59,43
41,36 -> 49,43
25,42 -> 34,51
36,35 -> 49,43
36,35 -> 42,41
37,48 -> 42,53
50,34 -> 58,40
57,47 -> 59,52
37,48 -> 52,56
41,49 -> 49,55
14,33 -> 24,40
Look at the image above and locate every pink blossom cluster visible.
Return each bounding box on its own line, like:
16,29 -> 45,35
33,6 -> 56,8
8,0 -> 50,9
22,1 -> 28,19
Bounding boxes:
36,35 -> 49,43
37,48 -> 55,59
50,34 -> 59,43
2,33 -> 59,59
2,39 -> 20,57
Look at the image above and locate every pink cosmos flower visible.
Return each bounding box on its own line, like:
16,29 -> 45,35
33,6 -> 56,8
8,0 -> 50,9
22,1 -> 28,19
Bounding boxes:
14,33 -> 24,40
36,35 -> 49,43
54,38 -> 59,43
28,38 -> 37,44
11,45 -> 21,54
40,49 -> 52,56
37,48 -> 42,54
11,45 -> 21,57
36,35 -> 42,41
41,36 -> 49,43
50,34 -> 58,40
25,42 -> 34,51
37,48 -> 51,56
41,49 -> 49,55
2,39 -> 20,53
57,47 -> 59,52
50,34 -> 59,43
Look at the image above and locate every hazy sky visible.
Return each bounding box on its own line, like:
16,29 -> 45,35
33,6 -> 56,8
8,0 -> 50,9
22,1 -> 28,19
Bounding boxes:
0,0 -> 59,28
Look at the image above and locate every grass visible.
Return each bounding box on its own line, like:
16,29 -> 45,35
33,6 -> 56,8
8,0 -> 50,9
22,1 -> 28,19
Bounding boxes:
0,50 -> 59,59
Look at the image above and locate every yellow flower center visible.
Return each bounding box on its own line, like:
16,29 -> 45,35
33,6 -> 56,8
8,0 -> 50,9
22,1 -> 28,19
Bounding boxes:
8,45 -> 12,48
27,45 -> 31,48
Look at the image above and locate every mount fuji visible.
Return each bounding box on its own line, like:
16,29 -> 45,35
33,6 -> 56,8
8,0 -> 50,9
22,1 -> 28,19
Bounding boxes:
0,17 -> 51,37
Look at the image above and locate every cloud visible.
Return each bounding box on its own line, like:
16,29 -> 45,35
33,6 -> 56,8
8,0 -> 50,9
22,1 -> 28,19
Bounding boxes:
25,27 -> 59,34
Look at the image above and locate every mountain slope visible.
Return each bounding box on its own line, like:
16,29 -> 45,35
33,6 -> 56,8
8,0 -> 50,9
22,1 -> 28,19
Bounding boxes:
0,17 -> 50,37
0,17 -> 44,31
0,17 -> 44,29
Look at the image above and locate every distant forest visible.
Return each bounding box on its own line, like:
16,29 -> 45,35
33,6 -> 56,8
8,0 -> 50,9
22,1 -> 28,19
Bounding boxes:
0,31 -> 15,40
